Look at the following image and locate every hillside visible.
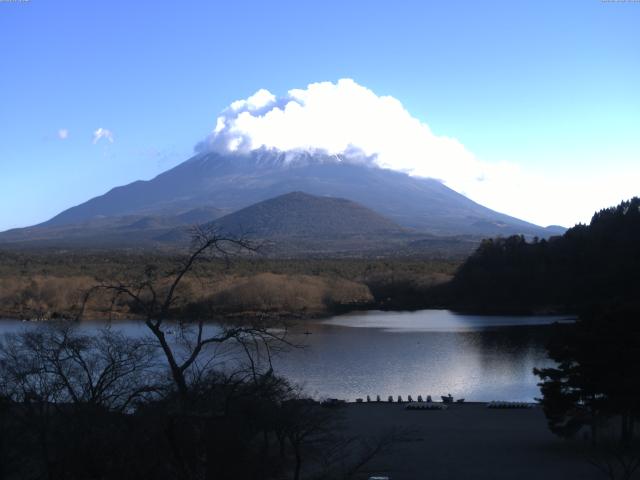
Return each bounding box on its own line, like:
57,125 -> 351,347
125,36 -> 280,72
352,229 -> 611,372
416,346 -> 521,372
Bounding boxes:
157,192 -> 479,257
211,192 -> 404,238
434,197 -> 640,313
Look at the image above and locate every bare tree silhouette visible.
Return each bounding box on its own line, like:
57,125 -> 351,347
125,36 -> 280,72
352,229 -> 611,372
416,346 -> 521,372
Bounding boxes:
79,226 -> 290,399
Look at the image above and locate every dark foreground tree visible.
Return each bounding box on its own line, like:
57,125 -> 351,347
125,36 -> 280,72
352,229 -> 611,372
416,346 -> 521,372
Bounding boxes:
535,306 -> 640,445
0,323 -> 398,480
0,228 -> 399,479
79,226 -> 290,399
0,324 -> 160,480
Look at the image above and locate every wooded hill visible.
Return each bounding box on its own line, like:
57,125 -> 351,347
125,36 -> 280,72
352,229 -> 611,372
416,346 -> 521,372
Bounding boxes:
438,197 -> 640,314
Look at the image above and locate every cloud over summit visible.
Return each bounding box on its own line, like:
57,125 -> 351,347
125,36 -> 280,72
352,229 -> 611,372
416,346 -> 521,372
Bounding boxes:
198,79 -> 484,186
196,79 -> 640,228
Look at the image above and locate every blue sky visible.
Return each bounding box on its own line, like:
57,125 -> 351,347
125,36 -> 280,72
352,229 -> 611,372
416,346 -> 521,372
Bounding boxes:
0,0 -> 638,230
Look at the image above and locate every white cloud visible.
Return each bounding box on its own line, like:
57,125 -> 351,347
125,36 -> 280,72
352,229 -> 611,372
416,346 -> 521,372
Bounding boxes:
198,79 -> 639,228
92,127 -> 114,145
485,168 -> 640,228
229,88 -> 277,113
200,78 -> 482,183
57,128 -> 69,140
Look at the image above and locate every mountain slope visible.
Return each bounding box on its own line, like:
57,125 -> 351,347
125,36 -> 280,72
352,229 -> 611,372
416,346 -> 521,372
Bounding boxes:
37,149 -> 557,238
155,192 -> 435,256
0,207 -> 225,248
211,191 -> 404,238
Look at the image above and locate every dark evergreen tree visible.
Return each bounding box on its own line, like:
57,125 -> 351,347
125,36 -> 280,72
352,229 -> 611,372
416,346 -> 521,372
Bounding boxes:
535,306 -> 640,445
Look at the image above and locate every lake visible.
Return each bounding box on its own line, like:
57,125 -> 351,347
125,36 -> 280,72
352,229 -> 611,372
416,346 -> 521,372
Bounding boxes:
0,310 -> 572,402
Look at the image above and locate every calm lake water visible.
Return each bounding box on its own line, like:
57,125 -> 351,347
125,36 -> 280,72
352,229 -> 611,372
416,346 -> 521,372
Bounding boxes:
0,310 -> 573,402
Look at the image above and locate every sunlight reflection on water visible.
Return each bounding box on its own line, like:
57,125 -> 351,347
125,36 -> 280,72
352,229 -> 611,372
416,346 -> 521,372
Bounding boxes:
274,310 -> 573,402
0,310 -> 572,402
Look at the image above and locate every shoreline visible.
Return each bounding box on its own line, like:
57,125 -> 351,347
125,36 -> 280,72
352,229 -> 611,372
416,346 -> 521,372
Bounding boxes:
1,312 -> 557,405
0,305 -> 576,324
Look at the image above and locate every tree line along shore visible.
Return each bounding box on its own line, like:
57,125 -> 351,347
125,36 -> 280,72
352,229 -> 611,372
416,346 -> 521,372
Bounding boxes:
0,252 -> 458,321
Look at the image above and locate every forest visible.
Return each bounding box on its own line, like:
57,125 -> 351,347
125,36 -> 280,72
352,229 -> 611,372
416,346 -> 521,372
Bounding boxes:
438,198 -> 640,314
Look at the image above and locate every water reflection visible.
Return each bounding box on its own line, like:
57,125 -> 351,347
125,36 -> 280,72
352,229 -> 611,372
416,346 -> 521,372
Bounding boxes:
275,310 -> 570,402
0,310 -> 569,402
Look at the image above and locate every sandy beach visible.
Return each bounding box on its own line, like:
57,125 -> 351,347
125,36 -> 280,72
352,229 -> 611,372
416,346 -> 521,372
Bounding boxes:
341,402 -> 599,480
